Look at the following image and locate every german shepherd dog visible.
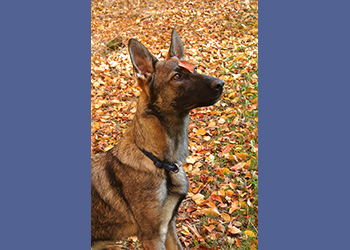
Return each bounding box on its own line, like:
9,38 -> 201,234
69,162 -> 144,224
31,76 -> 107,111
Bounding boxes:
91,28 -> 224,250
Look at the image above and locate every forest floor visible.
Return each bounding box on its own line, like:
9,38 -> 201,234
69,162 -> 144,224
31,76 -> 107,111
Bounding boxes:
91,0 -> 258,249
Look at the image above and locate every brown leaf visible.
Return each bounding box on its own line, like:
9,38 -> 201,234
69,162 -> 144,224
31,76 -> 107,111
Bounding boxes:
227,225 -> 241,235
217,223 -> 226,233
192,193 -> 205,206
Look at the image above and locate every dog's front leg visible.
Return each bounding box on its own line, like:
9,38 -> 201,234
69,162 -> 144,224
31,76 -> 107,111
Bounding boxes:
130,192 -> 168,250
139,226 -> 167,250
137,215 -> 169,250
141,238 -> 166,250
165,218 -> 183,250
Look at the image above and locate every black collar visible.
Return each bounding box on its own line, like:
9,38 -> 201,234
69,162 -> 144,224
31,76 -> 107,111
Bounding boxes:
139,148 -> 180,173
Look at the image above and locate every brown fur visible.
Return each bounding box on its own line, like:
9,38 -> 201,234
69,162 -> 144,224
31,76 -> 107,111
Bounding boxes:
91,28 -> 224,250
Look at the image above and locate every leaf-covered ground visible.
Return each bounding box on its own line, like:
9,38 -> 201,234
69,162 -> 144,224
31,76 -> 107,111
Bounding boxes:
91,0 -> 258,249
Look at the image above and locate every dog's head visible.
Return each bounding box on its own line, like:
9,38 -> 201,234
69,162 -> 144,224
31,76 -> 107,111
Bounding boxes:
128,28 -> 224,115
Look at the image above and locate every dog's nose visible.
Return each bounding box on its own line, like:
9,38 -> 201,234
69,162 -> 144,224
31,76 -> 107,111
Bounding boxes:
211,79 -> 224,91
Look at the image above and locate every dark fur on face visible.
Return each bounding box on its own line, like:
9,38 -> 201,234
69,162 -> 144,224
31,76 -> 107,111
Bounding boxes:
148,57 -> 223,114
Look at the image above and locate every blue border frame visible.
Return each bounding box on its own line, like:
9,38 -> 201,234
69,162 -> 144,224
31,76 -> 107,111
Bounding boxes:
1,1 -> 91,249
260,1 -> 350,249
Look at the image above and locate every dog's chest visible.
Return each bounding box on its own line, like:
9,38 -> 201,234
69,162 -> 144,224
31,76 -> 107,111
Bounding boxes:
157,167 -> 189,234
158,170 -> 188,202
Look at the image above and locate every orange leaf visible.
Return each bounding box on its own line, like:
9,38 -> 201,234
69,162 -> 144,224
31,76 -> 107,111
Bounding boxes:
210,194 -> 222,203
235,238 -> 242,247
192,193 -> 205,205
226,189 -> 235,196
250,244 -> 257,250
222,144 -> 234,155
218,189 -> 226,196
235,152 -> 248,161
203,224 -> 216,233
220,167 -> 230,175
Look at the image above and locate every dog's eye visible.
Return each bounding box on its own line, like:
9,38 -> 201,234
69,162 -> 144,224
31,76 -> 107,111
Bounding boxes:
173,73 -> 181,80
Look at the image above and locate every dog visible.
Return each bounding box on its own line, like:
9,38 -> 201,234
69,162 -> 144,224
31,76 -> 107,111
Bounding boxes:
91,28 -> 224,250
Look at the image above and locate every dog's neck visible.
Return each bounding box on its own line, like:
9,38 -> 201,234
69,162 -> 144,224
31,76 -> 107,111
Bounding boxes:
128,94 -> 189,164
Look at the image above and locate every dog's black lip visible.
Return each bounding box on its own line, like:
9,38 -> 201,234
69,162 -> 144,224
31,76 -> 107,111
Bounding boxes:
197,97 -> 221,107
184,92 -> 223,110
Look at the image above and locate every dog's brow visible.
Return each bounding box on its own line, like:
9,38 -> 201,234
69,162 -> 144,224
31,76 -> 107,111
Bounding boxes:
178,60 -> 195,73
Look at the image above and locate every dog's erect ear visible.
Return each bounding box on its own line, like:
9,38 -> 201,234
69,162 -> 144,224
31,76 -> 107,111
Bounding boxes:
128,38 -> 158,79
167,28 -> 185,60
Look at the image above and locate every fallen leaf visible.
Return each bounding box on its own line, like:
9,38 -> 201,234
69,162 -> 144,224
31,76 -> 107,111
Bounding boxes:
203,224 -> 216,233
181,225 -> 191,236
221,213 -> 231,222
202,207 -> 221,217
192,193 -> 205,205
217,223 -> 226,233
186,156 -> 196,164
195,127 -> 207,136
229,200 -> 240,214
228,225 -> 241,235
244,230 -> 256,238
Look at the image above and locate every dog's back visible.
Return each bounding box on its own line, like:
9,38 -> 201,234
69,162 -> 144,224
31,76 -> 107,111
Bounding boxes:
91,150 -> 137,243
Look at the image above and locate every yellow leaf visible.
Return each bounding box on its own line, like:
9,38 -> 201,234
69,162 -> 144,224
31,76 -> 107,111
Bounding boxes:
195,127 -> 207,136
239,201 -> 247,208
244,230 -> 256,238
202,207 -> 221,216
218,189 -> 225,196
181,225 -> 190,236
229,200 -> 239,214
246,159 -> 252,167
104,145 -> 113,151
206,201 -> 216,208
202,208 -> 211,215
240,68 -> 248,74
221,213 -> 231,222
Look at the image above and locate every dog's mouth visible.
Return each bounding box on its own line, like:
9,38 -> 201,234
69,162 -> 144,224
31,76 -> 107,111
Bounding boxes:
197,95 -> 222,108
184,90 -> 223,110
